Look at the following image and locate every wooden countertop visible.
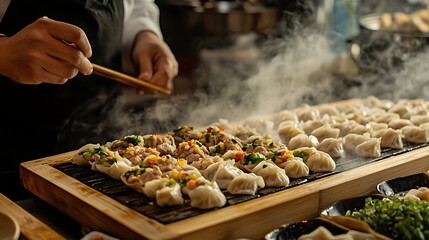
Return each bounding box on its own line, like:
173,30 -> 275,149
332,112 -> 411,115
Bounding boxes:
0,193 -> 66,240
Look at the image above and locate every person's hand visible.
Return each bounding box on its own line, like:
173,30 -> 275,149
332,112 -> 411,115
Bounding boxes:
132,31 -> 178,92
0,17 -> 93,85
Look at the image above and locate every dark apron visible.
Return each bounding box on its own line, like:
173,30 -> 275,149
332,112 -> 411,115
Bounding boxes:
0,0 -> 124,199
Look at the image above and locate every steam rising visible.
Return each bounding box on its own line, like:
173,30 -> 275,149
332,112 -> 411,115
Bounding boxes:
63,0 -> 429,149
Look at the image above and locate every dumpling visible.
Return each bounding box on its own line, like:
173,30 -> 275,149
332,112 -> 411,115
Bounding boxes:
235,152 -> 267,173
121,166 -> 163,193
251,160 -> 289,187
292,147 -> 318,162
306,151 -> 336,173
348,123 -> 371,135
410,115 -> 429,126
201,161 -> 224,181
90,149 -> 133,180
366,122 -> 388,132
299,120 -> 326,135
288,134 -> 319,150
190,155 -> 223,170
281,157 -> 309,178
388,103 -> 411,118
388,118 -> 413,130
155,181 -> 184,207
343,133 -> 371,152
187,177 -> 227,209
142,178 -> 184,207
278,125 -> 304,145
331,120 -> 357,137
141,155 -> 178,172
345,112 -> 371,125
71,143 -> 101,166
372,128 -> 403,149
203,160 -> 244,189
311,125 -> 340,142
295,105 -> 320,122
401,125 -> 429,144
242,117 -> 274,136
227,173 -> 265,195
270,110 -> 298,127
143,134 -> 176,156
355,138 -> 381,158
142,178 -> 170,199
175,140 -> 209,163
318,105 -> 340,117
170,125 -> 202,143
316,138 -> 345,158
374,112 -> 400,124
278,120 -> 299,129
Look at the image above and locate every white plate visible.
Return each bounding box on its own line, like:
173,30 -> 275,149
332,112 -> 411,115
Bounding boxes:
0,211 -> 20,240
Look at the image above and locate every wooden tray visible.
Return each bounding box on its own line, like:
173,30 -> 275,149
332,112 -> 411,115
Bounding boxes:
20,143 -> 429,240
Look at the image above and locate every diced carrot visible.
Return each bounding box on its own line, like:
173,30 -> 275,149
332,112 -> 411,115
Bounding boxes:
177,159 -> 187,166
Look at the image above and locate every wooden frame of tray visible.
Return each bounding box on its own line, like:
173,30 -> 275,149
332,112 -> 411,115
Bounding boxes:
20,143 -> 429,240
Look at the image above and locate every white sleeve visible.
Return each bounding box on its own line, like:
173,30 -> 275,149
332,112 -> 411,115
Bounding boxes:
0,0 -> 11,23
122,0 -> 163,74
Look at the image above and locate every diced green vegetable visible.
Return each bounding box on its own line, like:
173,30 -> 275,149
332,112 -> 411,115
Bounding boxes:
346,197 -> 429,240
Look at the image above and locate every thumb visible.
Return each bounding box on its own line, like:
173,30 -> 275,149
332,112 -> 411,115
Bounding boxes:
136,55 -> 153,81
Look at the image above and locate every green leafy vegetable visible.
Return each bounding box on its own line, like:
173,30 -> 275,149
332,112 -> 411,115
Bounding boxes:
346,197 -> 429,240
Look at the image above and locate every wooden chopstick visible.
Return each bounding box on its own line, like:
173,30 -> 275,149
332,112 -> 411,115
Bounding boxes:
91,63 -> 171,95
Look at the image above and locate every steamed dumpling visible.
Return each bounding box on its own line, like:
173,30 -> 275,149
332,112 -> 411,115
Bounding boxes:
278,125 -> 304,145
71,143 -> 101,166
343,133 -> 371,152
155,182 -> 184,207
143,178 -> 170,199
121,166 -> 163,193
306,151 -> 336,172
311,125 -> 340,142
204,160 -> 244,189
317,138 -> 345,158
282,157 -> 309,178
252,160 -> 289,187
372,128 -> 403,149
402,125 -> 429,144
355,138 -> 381,158
227,173 -> 265,195
90,148 -> 133,180
288,134 -> 319,150
187,177 -> 227,209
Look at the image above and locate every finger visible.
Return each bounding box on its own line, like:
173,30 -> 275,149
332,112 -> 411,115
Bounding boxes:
40,17 -> 92,58
136,55 -> 153,81
40,56 -> 79,81
27,66 -> 68,85
148,58 -> 177,90
40,67 -> 68,84
45,40 -> 92,75
149,69 -> 173,90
